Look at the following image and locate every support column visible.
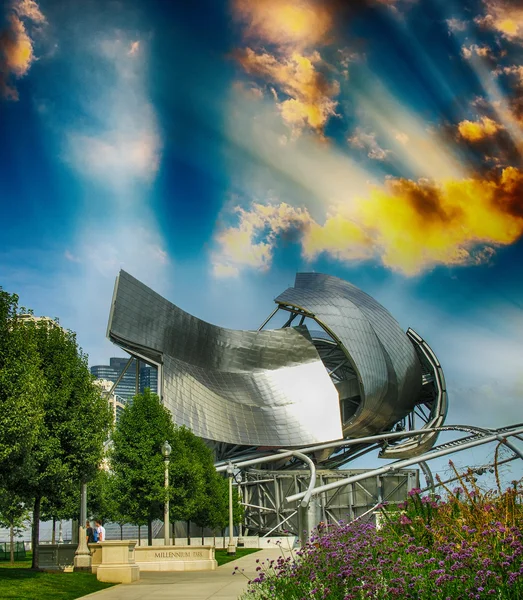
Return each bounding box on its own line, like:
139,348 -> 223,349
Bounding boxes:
298,498 -> 320,547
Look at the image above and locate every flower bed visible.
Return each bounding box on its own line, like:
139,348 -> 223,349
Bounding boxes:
240,467 -> 523,599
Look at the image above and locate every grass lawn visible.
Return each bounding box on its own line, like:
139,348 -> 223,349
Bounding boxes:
0,552 -> 114,600
215,547 -> 261,566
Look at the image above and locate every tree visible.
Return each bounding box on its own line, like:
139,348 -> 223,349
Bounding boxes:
110,389 -> 178,545
175,427 -> 229,544
88,468 -> 128,538
0,309 -> 113,569
0,291 -> 46,487
0,487 -> 29,564
110,391 -> 230,546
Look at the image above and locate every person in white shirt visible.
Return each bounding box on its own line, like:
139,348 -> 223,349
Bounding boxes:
95,519 -> 106,542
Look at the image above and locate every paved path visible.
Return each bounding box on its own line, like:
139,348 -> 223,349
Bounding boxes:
80,549 -> 283,600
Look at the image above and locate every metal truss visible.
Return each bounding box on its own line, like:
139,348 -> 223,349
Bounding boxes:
217,423 -> 523,538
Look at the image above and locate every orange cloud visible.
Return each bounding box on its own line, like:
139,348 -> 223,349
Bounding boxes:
213,168 -> 523,276
233,0 -> 332,48
458,116 -> 503,141
461,44 -> 494,60
232,0 -> 340,138
0,0 -> 45,100
477,1 -> 523,43
237,48 -> 339,136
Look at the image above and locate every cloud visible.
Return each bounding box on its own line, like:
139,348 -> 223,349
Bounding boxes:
461,44 -> 495,60
458,116 -> 503,141
63,35 -> 161,190
213,167 -> 523,276
0,0 -> 45,100
395,131 -> 409,144
477,1 -> 523,43
128,40 -> 139,56
496,64 -> 523,86
447,18 -> 467,32
232,0 -> 332,48
232,0 -> 340,138
348,128 -> 391,160
212,202 -> 311,275
236,48 -> 339,137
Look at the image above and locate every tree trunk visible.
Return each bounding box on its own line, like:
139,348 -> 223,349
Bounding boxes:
9,524 -> 14,565
138,525 -> 141,545
201,527 -> 204,546
31,496 -> 41,570
147,518 -> 153,546
120,524 -> 123,540
186,520 -> 191,545
222,528 -> 225,550
172,522 -> 175,545
51,517 -> 56,545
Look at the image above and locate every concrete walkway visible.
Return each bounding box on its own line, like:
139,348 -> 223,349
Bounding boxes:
80,548 -> 283,600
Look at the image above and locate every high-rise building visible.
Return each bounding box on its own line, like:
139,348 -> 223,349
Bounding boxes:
90,357 -> 158,402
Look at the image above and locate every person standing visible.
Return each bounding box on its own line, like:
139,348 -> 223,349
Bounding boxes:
86,520 -> 95,544
95,519 -> 106,542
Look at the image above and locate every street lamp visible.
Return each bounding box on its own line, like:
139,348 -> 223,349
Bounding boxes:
162,440 -> 172,546
226,462 -> 236,555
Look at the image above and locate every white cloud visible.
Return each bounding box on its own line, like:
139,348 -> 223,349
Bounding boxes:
348,128 -> 391,160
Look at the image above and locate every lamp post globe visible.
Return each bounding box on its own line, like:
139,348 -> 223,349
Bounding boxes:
162,440 -> 172,458
162,440 -> 171,546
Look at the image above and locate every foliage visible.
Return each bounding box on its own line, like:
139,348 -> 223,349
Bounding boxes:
88,467 -> 126,525
110,389 -> 178,536
0,291 -> 113,568
241,471 -> 523,599
109,390 -> 236,540
0,291 -> 46,485
0,488 -> 30,564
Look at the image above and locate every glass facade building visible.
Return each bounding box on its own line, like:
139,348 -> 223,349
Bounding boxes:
90,357 -> 158,403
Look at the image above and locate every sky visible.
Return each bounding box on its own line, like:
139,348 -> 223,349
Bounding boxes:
1,0 -> 522,484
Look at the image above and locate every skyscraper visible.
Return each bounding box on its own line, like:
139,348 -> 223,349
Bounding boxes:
90,357 -> 158,402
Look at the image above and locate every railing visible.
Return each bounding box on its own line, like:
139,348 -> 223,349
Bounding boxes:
0,541 -> 26,561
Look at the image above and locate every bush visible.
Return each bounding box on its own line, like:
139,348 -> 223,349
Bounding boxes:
241,466 -> 523,599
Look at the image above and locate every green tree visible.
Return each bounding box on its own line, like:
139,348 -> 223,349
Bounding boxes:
0,487 -> 29,564
7,316 -> 112,569
88,467 -> 129,538
0,291 -> 46,486
110,389 -> 178,544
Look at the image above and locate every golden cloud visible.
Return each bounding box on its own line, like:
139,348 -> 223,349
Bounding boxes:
233,0 -> 332,48
237,48 -> 339,136
232,0 -> 340,138
461,44 -> 494,60
477,1 -> 523,42
458,116 -> 503,141
213,168 -> 523,276
0,0 -> 45,100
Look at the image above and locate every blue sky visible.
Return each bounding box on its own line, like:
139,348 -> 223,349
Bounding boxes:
1,0 -> 523,481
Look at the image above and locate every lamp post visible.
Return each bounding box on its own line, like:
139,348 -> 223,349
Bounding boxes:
162,440 -> 171,546
226,462 -> 236,555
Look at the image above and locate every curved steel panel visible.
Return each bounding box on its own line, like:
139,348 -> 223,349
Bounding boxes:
108,271 -> 343,447
275,273 -> 422,436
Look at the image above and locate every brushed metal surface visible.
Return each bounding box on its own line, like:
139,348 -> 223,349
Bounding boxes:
275,273 -> 422,437
108,271 -> 343,447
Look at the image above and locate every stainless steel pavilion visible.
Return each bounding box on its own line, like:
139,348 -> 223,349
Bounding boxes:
107,270 -> 447,466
